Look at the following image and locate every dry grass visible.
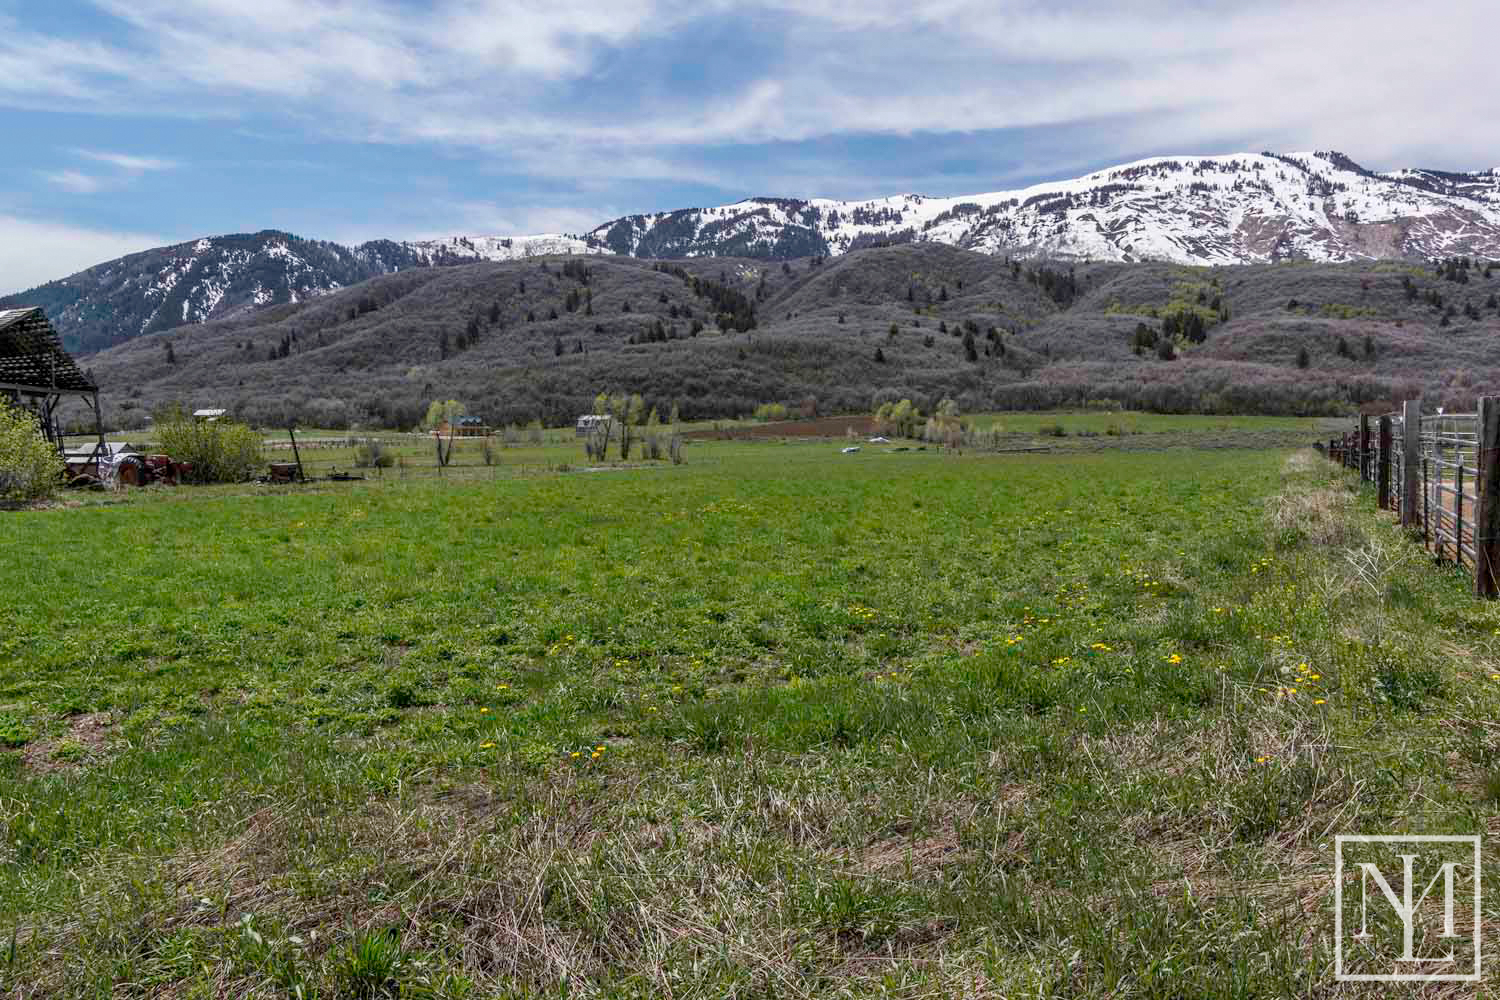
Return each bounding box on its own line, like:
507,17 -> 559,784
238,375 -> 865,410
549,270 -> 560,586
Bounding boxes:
1265,451 -> 1361,548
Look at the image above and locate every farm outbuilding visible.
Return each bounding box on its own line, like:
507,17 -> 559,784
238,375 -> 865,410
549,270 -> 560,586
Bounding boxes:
0,307 -> 107,468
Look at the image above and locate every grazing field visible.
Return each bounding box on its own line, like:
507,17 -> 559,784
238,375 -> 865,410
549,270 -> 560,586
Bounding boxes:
1,437 -> 1496,996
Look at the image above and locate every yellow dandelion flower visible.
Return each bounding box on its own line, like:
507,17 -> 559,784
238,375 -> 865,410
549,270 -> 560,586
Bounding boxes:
1314,699 -> 1326,705
480,707 -> 490,713
480,741 -> 496,749
590,751 -> 601,759
1166,653 -> 1182,664
570,751 -> 581,759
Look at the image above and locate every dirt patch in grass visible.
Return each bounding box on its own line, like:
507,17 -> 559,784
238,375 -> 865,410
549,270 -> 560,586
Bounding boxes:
21,711 -> 116,774
854,831 -> 964,876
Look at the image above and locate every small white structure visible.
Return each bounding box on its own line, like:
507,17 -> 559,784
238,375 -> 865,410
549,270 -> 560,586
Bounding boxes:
575,414 -> 612,438
193,408 -> 227,422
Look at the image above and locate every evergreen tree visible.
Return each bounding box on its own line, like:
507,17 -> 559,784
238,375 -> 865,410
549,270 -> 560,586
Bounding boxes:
1336,336 -> 1351,358
489,301 -> 501,324
1157,338 -> 1176,361
962,331 -> 978,362
165,342 -> 176,365
874,347 -> 886,363
439,331 -> 450,360
554,337 -> 563,357
1295,346 -> 1309,368
1363,334 -> 1375,359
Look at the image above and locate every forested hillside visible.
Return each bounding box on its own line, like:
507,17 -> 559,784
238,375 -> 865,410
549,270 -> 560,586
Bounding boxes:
76,245 -> 1500,430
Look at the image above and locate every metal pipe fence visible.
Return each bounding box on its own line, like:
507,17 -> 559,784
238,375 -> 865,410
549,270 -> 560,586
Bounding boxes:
1324,400 -> 1497,595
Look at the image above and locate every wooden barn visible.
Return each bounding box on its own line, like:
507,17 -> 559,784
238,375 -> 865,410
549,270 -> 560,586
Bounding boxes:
0,307 -> 107,467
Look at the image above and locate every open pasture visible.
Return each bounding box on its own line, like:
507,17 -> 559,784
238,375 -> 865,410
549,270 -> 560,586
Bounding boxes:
1,437 -> 1496,996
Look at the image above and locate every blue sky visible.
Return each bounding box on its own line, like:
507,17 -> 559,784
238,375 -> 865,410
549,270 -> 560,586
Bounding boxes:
2,0 -> 1495,293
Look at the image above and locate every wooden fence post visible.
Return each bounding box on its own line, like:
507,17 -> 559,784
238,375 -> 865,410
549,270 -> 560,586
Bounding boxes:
1359,414 -> 1371,481
1377,415 -> 1392,510
1402,399 -> 1420,527
1475,396 -> 1500,598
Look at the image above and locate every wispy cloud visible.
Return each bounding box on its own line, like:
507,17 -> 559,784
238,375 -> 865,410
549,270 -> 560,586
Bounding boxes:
76,150 -> 178,172
42,170 -> 106,194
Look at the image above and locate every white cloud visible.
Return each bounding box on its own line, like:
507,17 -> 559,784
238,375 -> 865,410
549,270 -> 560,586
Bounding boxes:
2,0 -> 1496,197
76,150 -> 178,172
42,170 -> 106,195
0,216 -> 168,295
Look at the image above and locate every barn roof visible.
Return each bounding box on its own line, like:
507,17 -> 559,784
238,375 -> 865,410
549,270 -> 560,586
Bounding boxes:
0,307 -> 97,394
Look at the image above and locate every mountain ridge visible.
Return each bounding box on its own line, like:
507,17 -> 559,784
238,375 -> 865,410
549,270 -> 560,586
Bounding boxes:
5,149 -> 1500,355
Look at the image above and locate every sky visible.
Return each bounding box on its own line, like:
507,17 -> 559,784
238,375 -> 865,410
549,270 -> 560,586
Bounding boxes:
1,0 -> 1496,294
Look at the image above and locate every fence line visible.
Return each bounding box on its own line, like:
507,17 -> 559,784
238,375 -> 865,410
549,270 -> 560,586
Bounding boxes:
1322,397 -> 1500,597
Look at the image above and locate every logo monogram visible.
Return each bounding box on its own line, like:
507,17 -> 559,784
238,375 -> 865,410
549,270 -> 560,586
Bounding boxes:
1335,835 -> 1481,982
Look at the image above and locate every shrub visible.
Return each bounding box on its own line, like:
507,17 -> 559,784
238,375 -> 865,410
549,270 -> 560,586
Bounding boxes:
156,416 -> 264,483
753,402 -> 788,422
0,399 -> 64,503
354,440 -> 395,469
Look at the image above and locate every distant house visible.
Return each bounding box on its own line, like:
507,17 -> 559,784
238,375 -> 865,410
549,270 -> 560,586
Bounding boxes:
438,415 -> 490,438
193,408 -> 227,422
575,414 -> 611,437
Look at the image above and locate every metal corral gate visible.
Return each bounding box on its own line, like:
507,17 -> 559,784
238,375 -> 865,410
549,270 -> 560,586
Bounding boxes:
1325,398 -> 1500,597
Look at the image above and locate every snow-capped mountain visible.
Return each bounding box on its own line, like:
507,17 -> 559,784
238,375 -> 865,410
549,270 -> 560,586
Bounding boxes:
586,151 -> 1500,264
0,231 -> 443,354
8,150 -> 1500,356
0,230 -> 607,354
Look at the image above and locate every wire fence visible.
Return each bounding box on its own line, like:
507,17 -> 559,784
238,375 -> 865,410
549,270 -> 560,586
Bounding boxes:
1323,401 -> 1495,593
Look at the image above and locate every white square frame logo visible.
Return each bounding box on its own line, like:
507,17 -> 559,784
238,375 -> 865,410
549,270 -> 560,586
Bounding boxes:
1334,834 -> 1482,983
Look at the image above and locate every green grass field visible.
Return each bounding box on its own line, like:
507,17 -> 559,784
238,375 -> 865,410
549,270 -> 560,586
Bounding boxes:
2,433 -> 1496,996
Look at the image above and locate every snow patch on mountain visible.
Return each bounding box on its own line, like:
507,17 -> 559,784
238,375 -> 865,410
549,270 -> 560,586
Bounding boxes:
400,234 -> 606,263
586,151 -> 1500,265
